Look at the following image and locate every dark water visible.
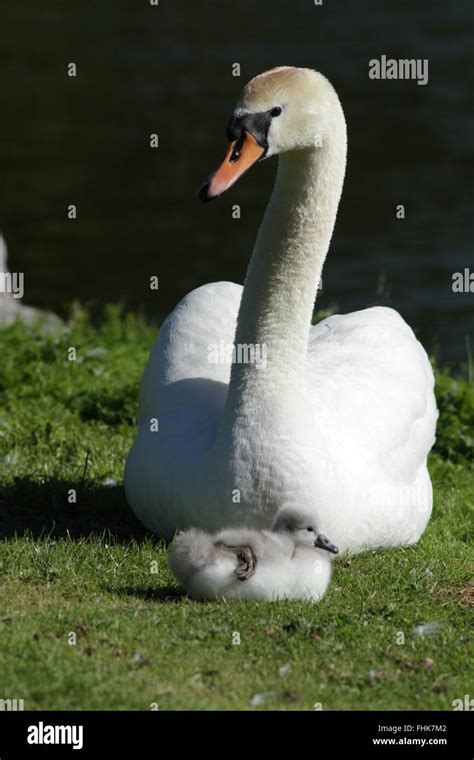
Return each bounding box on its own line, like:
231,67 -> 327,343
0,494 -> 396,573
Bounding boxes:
1,0 -> 472,365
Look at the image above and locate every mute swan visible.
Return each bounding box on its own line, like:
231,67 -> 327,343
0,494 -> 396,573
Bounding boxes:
125,66 -> 437,553
169,506 -> 338,601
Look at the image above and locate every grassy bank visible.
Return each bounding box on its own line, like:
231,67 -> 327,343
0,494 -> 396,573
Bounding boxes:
0,307 -> 472,710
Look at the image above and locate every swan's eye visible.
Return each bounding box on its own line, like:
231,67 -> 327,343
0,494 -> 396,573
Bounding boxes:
306,527 -> 314,532
270,106 -> 282,118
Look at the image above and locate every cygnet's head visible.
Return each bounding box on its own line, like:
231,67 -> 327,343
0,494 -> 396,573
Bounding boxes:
272,506 -> 339,554
199,65 -> 345,202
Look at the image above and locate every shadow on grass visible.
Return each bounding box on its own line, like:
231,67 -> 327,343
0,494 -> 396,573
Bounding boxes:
0,476 -> 151,544
110,585 -> 185,602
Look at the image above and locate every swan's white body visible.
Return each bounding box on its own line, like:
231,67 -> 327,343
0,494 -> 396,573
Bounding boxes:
125,67 -> 437,553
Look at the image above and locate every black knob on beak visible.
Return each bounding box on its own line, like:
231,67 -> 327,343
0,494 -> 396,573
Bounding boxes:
226,119 -> 242,143
314,534 -> 339,554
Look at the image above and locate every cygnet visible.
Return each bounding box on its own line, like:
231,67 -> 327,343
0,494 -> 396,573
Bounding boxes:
168,507 -> 339,601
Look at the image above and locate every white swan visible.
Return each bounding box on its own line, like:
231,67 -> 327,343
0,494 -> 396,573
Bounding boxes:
169,506 -> 338,601
125,66 -> 437,553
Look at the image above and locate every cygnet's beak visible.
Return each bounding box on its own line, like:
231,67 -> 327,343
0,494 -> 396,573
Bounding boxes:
314,534 -> 339,554
199,130 -> 265,202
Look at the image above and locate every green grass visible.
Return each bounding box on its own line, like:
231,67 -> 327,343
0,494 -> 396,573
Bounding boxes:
0,307 -> 472,710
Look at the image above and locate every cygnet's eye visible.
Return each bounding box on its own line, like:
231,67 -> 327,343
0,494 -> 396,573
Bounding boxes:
306,527 -> 314,532
270,106 -> 282,117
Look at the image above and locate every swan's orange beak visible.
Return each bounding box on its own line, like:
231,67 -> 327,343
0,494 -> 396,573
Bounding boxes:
199,131 -> 265,202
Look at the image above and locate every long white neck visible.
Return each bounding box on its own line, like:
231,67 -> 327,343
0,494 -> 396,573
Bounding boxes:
223,125 -> 347,420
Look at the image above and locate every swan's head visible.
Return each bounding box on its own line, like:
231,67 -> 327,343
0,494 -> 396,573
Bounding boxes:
199,66 -> 344,202
272,506 -> 339,554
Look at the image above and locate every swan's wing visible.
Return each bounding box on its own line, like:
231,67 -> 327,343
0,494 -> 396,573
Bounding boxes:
148,281 -> 242,389
138,281 -> 242,436
125,282 -> 243,537
306,306 -> 437,483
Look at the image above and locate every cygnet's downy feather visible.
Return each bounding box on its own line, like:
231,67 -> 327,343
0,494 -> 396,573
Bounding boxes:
168,507 -> 338,602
